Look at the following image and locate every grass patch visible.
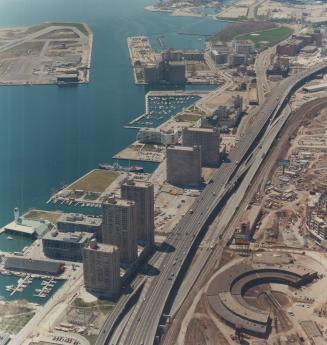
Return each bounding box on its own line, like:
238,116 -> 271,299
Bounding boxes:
175,113 -> 201,122
210,20 -> 275,42
68,170 -> 119,193
142,143 -> 163,151
24,210 -> 62,223
129,144 -> 143,150
237,26 -> 294,47
73,298 -> 115,314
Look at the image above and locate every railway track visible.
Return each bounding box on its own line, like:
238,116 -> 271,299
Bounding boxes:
161,97 -> 327,345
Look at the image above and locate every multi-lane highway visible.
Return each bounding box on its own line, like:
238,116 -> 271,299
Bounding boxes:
97,62 -> 327,345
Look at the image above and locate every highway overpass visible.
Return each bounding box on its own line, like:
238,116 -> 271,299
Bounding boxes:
96,62 -> 327,345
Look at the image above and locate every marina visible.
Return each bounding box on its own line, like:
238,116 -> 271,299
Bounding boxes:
0,273 -> 64,304
126,93 -> 201,128
0,0 -> 228,228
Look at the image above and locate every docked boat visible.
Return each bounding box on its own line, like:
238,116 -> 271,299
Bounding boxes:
98,162 -> 143,173
6,236 -> 13,240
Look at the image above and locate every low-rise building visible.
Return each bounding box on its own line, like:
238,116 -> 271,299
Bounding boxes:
162,49 -> 204,62
232,40 -> 255,55
212,95 -> 243,127
137,127 -> 179,145
228,54 -> 247,67
211,49 -> 229,64
57,213 -> 102,237
4,257 -> 65,275
42,230 -> 94,262
276,39 -> 304,56
2,209 -> 52,238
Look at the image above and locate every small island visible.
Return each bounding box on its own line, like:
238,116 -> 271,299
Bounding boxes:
0,22 -> 93,86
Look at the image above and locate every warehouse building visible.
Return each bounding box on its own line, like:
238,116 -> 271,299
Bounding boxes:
4,257 -> 65,275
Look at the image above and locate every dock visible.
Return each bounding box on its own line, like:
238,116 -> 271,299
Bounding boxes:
7,274 -> 33,296
146,90 -> 210,97
125,90 -> 209,129
34,278 -> 56,298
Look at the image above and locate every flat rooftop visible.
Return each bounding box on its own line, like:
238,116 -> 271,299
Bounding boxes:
168,145 -> 200,152
103,198 -> 135,207
43,230 -> 94,243
3,218 -> 50,236
84,242 -> 119,253
58,213 -> 102,226
122,180 -> 153,188
24,210 -> 63,223
184,127 -> 218,133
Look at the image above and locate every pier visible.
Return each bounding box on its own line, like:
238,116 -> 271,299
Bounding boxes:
35,278 -> 56,298
125,90 -> 209,129
6,274 -> 33,296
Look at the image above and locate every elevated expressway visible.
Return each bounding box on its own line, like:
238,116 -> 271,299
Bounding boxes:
96,63 -> 327,345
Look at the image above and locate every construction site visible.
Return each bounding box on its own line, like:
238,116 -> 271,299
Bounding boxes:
158,76 -> 327,345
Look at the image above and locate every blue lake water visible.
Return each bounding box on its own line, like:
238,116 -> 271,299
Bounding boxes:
0,232 -> 34,252
0,0 -> 230,228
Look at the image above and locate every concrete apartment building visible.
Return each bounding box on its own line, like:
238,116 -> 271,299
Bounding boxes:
121,180 -> 155,246
42,230 -> 94,262
166,145 -> 202,186
83,239 -> 121,297
101,198 -> 137,264
182,127 -> 220,166
232,40 -> 255,55
137,127 -> 179,145
57,213 -> 102,238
